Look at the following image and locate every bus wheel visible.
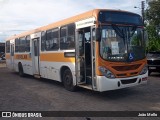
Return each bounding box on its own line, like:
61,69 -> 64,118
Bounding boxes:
63,69 -> 76,92
18,63 -> 24,77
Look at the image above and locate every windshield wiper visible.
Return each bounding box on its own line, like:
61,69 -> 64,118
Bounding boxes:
111,24 -> 125,38
111,24 -> 126,45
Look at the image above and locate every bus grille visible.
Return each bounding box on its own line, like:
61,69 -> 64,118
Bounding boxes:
121,78 -> 137,84
112,64 -> 141,71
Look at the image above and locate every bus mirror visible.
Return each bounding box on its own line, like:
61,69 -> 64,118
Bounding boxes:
96,28 -> 101,41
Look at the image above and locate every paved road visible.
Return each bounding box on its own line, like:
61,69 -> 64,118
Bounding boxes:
0,67 -> 160,120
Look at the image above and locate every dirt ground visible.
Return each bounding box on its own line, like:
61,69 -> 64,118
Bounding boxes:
0,66 -> 160,120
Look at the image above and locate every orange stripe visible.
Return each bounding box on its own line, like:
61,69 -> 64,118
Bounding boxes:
40,53 -> 75,62
6,54 -> 10,59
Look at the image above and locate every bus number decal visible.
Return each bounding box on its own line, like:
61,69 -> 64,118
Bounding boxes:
16,55 -> 28,59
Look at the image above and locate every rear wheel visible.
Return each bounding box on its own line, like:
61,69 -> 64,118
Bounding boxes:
63,69 -> 76,92
18,63 -> 24,77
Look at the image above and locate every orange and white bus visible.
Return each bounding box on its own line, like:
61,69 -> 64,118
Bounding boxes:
6,9 -> 148,92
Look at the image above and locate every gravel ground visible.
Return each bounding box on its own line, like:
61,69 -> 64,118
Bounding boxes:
0,67 -> 160,120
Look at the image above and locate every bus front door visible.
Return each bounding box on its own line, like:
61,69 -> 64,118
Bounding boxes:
32,38 -> 40,77
76,27 -> 97,90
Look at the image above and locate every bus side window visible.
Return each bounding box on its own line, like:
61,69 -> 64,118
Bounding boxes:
41,31 -> 46,51
26,35 -> 30,52
60,26 -> 67,49
19,37 -> 26,52
67,24 -> 75,49
50,28 -> 59,50
6,41 -> 10,53
60,23 -> 75,50
45,28 -> 59,51
15,38 -> 20,52
46,30 -> 52,51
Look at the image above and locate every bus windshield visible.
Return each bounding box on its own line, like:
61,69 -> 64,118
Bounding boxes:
100,25 -> 145,62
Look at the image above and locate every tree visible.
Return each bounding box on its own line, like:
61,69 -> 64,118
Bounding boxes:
146,0 -> 160,26
145,0 -> 160,51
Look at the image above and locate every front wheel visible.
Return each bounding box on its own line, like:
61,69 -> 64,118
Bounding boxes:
63,69 -> 76,92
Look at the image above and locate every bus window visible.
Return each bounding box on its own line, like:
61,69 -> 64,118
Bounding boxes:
60,24 -> 75,50
46,28 -> 59,51
6,41 -> 10,53
68,24 -> 75,49
50,28 -> 59,50
26,35 -> 30,52
60,26 -> 67,49
46,30 -> 52,51
19,37 -> 26,52
15,38 -> 20,52
41,31 -> 46,51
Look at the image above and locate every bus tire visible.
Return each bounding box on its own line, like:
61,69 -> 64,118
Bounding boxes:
18,63 -> 24,77
63,69 -> 76,92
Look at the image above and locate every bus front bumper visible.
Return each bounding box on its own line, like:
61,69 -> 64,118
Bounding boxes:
96,72 -> 148,92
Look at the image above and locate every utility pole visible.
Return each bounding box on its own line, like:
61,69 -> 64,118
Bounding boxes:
134,1 -> 145,24
141,1 -> 145,25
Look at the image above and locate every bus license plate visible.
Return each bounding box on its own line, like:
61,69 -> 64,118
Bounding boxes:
149,67 -> 156,70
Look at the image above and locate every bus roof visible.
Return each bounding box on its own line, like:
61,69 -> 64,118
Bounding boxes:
6,9 -> 139,41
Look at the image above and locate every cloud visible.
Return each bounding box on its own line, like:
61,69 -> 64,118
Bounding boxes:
0,0 -> 143,42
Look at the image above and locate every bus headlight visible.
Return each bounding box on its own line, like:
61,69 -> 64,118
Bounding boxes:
139,65 -> 148,75
99,66 -> 115,79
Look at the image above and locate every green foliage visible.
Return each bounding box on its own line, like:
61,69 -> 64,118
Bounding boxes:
145,0 -> 160,26
146,25 -> 160,51
131,35 -> 141,46
145,0 -> 160,52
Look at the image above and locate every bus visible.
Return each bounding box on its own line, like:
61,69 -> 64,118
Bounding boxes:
5,9 -> 148,92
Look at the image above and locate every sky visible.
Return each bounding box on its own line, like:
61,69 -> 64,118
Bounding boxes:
0,0 -> 145,42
